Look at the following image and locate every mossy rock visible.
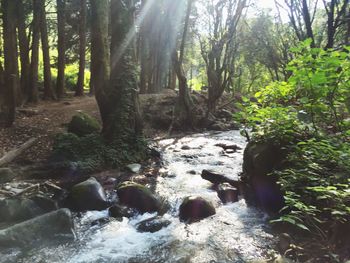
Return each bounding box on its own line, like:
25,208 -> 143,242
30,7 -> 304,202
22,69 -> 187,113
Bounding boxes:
69,177 -> 109,211
67,112 -> 101,137
179,196 -> 216,223
116,181 -> 161,214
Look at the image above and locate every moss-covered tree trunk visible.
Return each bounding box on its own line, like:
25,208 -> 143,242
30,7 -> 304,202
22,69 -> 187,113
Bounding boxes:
104,0 -> 143,142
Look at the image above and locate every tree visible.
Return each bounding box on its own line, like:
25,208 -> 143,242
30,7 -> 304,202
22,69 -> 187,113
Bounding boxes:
28,0 -> 40,103
197,0 -> 247,114
104,0 -> 142,140
323,0 -> 349,48
172,0 -> 195,127
17,0 -> 31,104
75,0 -> 87,96
39,0 -> 56,100
1,0 -> 19,127
56,0 -> 66,98
90,0 -> 110,128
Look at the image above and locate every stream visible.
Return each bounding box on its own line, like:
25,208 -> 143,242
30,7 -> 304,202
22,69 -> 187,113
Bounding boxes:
2,130 -> 276,263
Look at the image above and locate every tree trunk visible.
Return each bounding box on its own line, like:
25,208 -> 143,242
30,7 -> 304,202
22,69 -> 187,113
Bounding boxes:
103,0 -> 143,141
39,0 -> 56,100
56,0 -> 66,99
139,0 -> 149,94
172,0 -> 195,128
28,0 -> 40,103
1,0 -> 19,127
17,0 -> 31,104
90,0 -> 110,126
302,0 -> 315,47
75,0 -> 87,96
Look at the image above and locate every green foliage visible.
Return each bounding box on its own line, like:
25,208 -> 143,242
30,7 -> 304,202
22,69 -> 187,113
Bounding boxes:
237,41 -> 350,235
272,138 -> 350,234
52,132 -> 147,173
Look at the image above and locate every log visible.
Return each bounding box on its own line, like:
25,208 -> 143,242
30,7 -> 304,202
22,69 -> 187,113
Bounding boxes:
0,138 -> 37,167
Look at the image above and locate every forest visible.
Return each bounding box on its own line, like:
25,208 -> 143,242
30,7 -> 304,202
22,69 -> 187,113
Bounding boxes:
0,0 -> 349,262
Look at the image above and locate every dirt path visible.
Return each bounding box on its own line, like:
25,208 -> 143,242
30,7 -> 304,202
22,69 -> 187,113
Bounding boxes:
0,96 -> 100,163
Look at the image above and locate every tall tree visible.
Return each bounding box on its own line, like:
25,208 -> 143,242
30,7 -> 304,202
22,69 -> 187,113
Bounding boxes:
17,0 -> 31,103
323,0 -> 349,48
90,0 -> 110,128
75,0 -> 87,96
197,0 -> 247,114
104,0 -> 142,140
1,0 -> 19,126
56,0 -> 66,98
28,0 -> 40,103
172,0 -> 195,127
39,0 -> 56,100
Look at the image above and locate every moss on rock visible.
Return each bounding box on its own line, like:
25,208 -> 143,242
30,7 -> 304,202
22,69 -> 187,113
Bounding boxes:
68,112 -> 101,137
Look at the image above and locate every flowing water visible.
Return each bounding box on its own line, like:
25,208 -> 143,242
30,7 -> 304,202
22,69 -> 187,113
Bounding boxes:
2,131 -> 276,263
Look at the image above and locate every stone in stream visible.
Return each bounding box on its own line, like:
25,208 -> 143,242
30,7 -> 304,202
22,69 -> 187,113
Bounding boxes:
136,216 -> 171,233
201,170 -> 241,189
69,177 -> 109,211
0,198 -> 44,222
108,204 -> 135,219
179,196 -> 216,223
116,181 -> 161,214
0,208 -> 75,247
0,168 -> 16,184
217,183 -> 239,204
126,163 -> 142,173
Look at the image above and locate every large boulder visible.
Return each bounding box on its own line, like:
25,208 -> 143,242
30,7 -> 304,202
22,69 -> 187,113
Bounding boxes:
0,168 -> 16,184
179,196 -> 216,223
69,177 -> 109,211
136,216 -> 171,233
217,183 -> 239,204
116,181 -> 161,214
0,198 -> 44,223
0,209 -> 75,247
67,112 -> 101,137
242,141 -> 285,212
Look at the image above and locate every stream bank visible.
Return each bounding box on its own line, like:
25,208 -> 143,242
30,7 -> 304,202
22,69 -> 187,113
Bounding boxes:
0,130 -> 282,263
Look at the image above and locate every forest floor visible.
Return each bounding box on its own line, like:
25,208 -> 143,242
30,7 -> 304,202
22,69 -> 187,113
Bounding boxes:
0,96 -> 101,164
0,90 -> 218,164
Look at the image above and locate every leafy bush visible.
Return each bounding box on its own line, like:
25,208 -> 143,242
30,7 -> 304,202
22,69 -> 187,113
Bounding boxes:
237,41 -> 350,237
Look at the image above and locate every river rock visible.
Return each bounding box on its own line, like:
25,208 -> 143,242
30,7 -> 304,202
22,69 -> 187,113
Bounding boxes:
0,208 -> 75,247
217,183 -> 239,204
201,169 -> 236,186
69,177 -> 109,211
30,194 -> 58,212
179,196 -> 216,223
0,198 -> 44,222
242,141 -> 285,212
116,181 -> 161,214
136,216 -> 171,233
67,111 -> 101,137
126,163 -> 142,173
108,204 -> 135,219
0,168 -> 16,184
